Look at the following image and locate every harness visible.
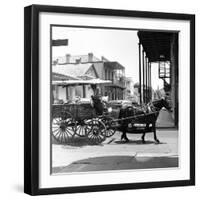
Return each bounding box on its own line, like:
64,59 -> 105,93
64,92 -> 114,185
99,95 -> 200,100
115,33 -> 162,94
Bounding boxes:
146,102 -> 157,112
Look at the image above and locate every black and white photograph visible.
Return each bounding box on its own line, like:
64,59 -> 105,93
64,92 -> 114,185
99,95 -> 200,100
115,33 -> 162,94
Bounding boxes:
51,26 -> 179,174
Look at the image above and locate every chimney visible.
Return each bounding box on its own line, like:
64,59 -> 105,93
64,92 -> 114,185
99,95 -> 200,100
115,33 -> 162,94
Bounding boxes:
88,53 -> 93,62
65,54 -> 70,63
75,58 -> 81,64
101,56 -> 109,62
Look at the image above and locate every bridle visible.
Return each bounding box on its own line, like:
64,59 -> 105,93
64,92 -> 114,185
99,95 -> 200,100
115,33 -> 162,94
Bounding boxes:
146,101 -> 158,112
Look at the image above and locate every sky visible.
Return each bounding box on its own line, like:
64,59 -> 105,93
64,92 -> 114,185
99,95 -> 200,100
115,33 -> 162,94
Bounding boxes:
52,26 -> 163,90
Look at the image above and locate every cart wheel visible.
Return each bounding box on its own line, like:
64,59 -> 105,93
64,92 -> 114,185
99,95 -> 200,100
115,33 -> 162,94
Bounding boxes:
102,117 -> 117,137
85,119 -> 106,144
52,111 -> 76,144
75,120 -> 88,137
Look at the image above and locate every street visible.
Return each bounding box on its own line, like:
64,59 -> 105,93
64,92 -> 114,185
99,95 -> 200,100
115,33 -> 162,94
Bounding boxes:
52,129 -> 178,174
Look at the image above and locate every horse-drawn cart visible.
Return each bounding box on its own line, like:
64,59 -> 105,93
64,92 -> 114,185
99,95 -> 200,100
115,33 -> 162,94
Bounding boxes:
52,98 -> 170,144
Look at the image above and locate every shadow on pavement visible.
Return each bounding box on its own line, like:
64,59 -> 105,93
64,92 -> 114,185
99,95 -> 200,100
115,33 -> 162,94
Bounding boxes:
114,139 -> 166,145
53,136 -> 104,147
52,155 -> 178,174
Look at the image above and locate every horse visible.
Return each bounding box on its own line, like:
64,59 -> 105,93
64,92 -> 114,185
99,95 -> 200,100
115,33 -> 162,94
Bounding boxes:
118,98 -> 171,143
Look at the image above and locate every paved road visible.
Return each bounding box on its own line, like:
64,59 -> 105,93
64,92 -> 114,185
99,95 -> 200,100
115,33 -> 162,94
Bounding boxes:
52,129 -> 178,174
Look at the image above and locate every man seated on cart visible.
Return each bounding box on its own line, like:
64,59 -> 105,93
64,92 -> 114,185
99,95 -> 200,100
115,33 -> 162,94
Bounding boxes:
91,88 -> 104,115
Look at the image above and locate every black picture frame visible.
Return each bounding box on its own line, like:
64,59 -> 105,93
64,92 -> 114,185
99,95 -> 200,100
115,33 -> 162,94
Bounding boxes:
24,4 -> 195,196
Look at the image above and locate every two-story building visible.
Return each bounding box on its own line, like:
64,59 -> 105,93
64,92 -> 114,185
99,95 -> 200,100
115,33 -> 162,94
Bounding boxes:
93,60 -> 126,100
53,53 -> 126,101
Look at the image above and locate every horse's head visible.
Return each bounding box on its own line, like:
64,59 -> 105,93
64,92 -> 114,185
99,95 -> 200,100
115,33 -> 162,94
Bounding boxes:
152,98 -> 171,112
162,98 -> 171,111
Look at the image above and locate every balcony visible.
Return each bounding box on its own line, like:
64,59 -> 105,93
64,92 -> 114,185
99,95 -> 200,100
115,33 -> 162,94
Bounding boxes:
112,75 -> 125,88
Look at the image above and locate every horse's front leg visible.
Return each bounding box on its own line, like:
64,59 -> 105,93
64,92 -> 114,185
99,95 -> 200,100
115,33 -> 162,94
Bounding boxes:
141,123 -> 148,143
153,122 -> 160,143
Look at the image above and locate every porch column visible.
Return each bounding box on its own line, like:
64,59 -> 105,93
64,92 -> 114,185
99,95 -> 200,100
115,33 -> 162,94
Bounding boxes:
66,86 -> 68,100
138,42 -> 142,105
142,50 -> 145,104
145,56 -> 148,103
82,85 -> 86,98
71,86 -> 76,100
149,62 -> 151,101
147,58 -> 149,102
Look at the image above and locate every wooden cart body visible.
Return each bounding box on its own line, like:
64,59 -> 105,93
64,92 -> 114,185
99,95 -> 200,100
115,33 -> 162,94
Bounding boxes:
52,103 -> 96,121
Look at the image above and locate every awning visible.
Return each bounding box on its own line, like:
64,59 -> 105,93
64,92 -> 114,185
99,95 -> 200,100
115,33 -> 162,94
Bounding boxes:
52,78 -> 112,86
137,31 -> 175,62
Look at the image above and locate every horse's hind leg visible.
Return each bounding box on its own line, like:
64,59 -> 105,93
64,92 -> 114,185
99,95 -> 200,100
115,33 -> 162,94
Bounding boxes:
153,123 -> 160,143
121,130 -> 125,140
121,127 -> 129,142
141,132 -> 146,143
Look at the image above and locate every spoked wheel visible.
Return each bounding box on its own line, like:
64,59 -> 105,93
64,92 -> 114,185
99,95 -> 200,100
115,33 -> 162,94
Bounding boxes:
85,119 -> 106,144
75,120 -> 88,137
102,117 -> 117,138
52,111 -> 76,144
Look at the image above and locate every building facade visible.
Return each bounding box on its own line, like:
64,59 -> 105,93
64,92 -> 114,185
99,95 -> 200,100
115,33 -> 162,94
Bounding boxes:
53,53 -> 126,101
